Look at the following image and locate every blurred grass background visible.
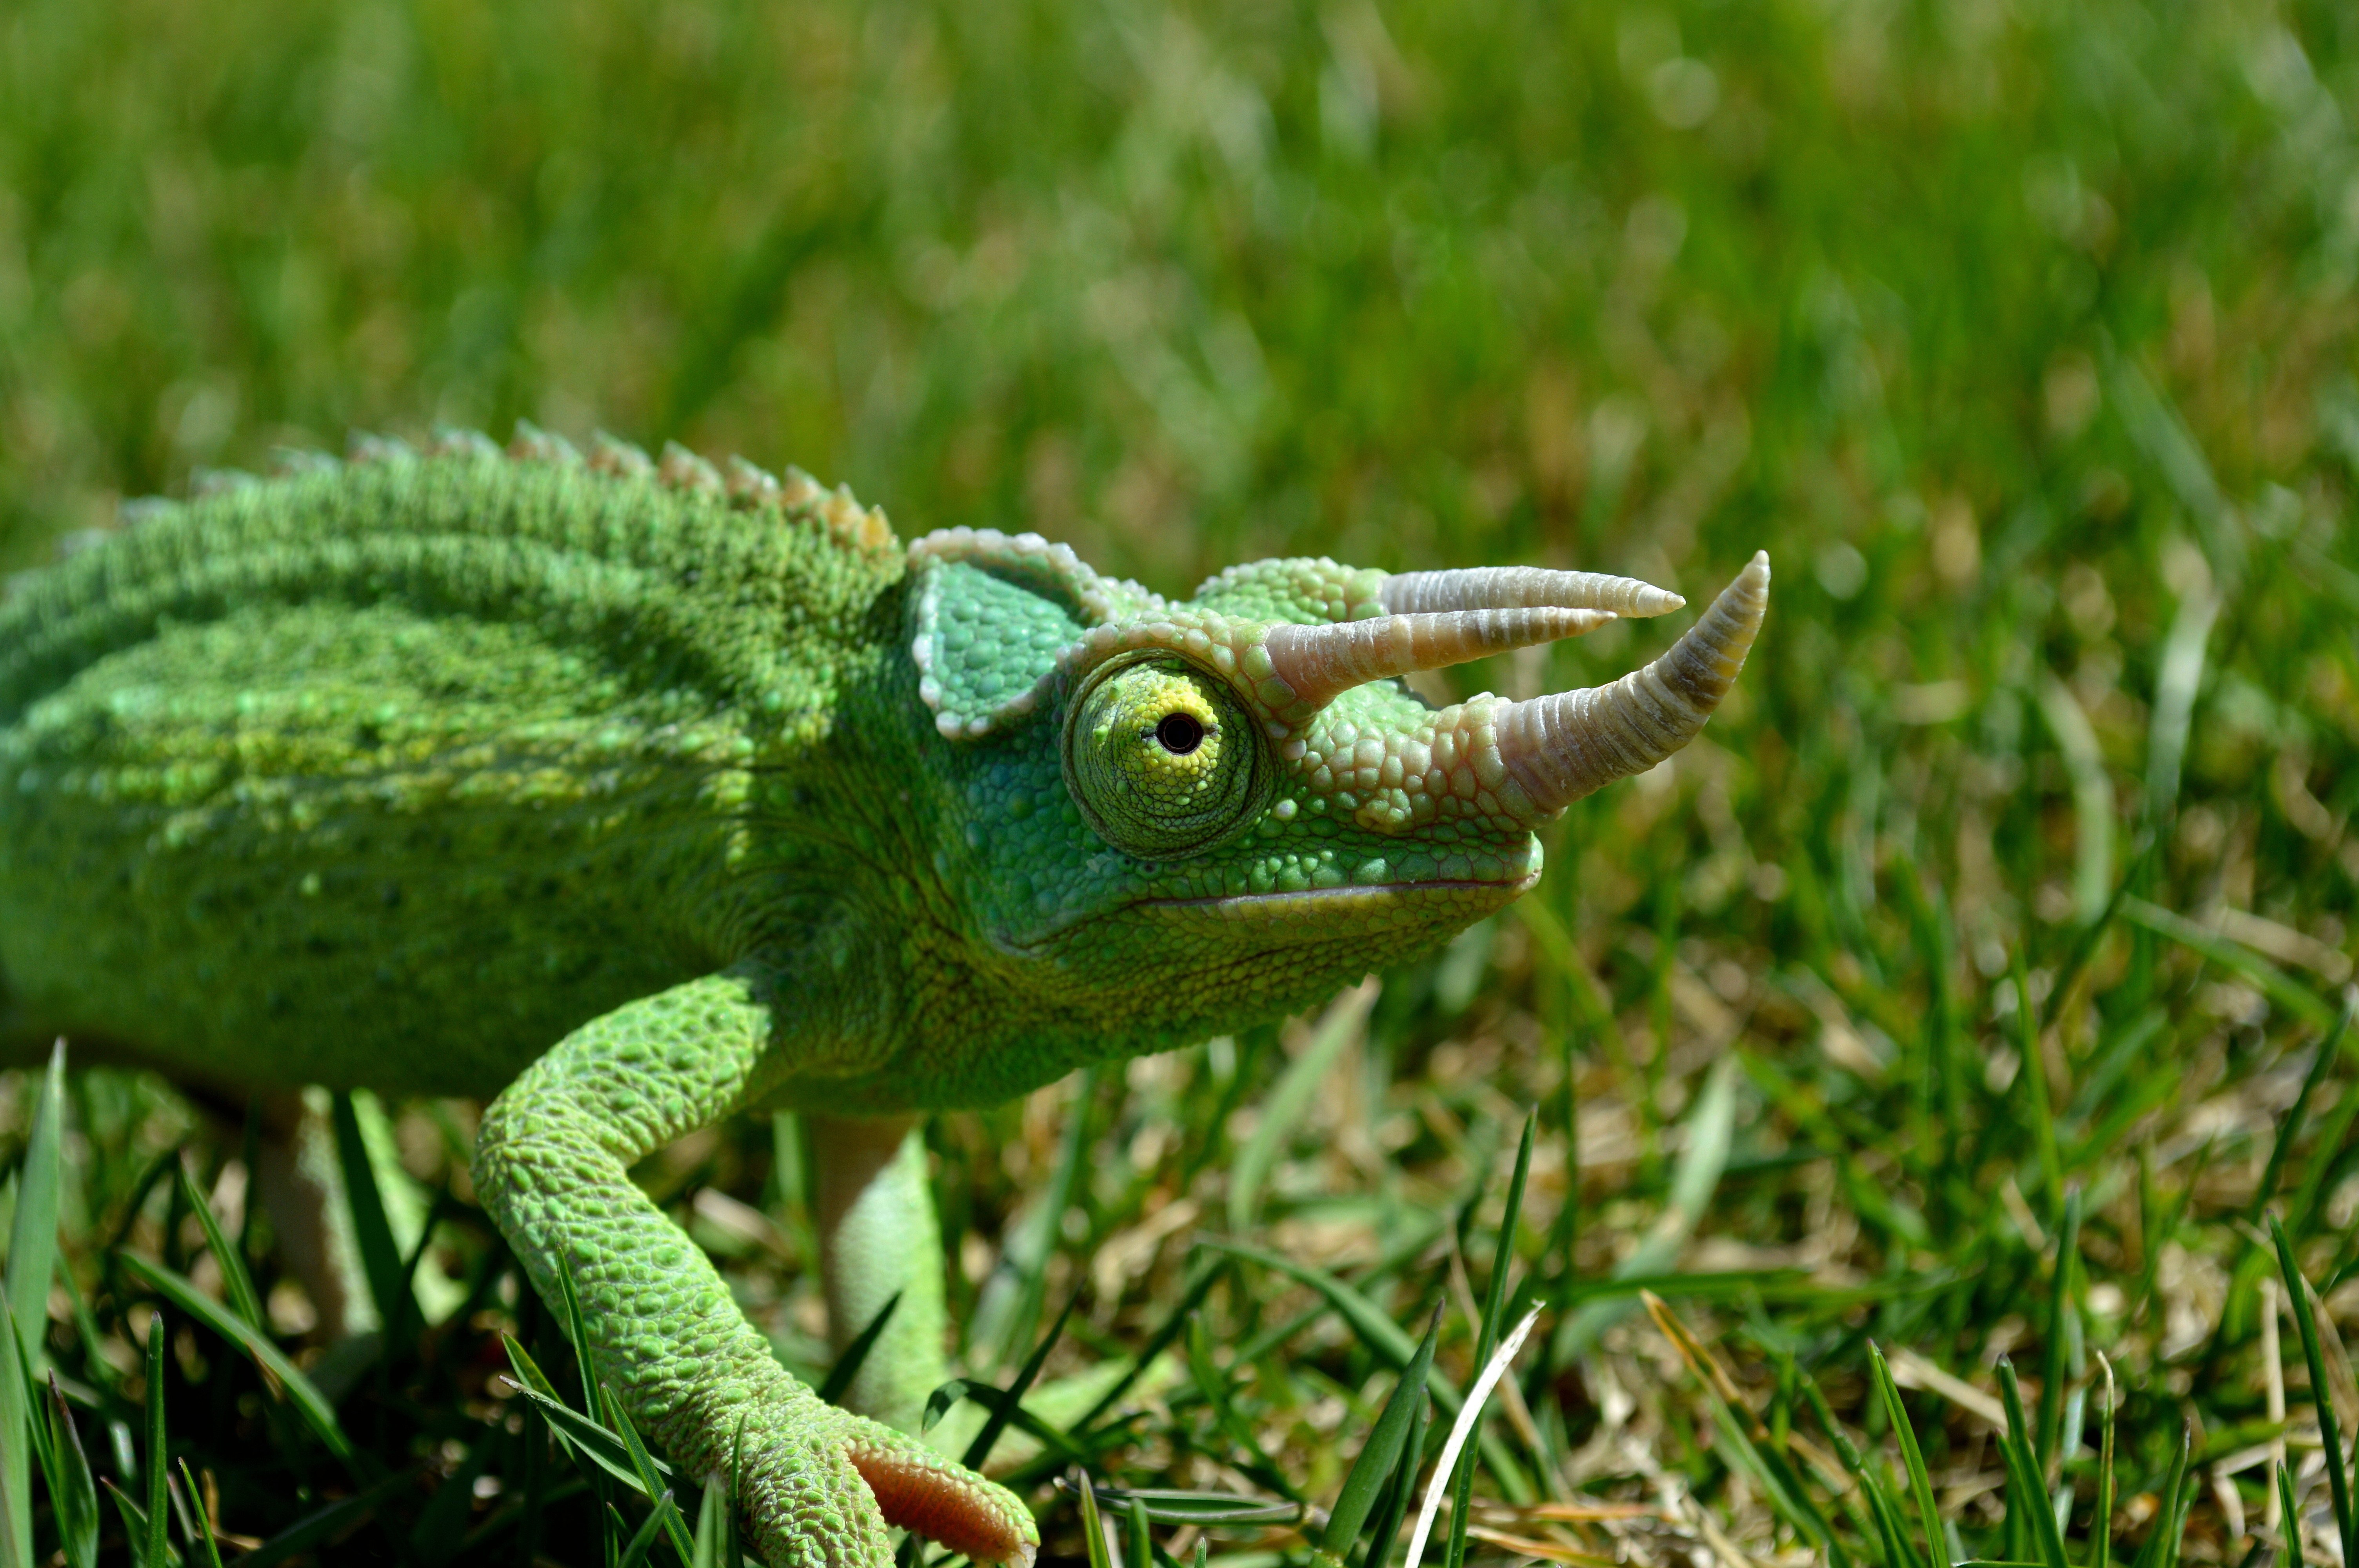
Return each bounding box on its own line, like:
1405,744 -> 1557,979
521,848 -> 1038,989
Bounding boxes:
4,0 -> 2359,1563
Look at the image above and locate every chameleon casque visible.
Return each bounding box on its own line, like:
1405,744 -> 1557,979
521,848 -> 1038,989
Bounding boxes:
0,425 -> 1768,1566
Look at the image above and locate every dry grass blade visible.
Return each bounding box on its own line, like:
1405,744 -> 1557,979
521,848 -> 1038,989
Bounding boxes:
1401,1304 -> 1543,1568
1643,1291 -> 1850,1568
1886,1347 -> 2008,1430
1463,1524 -> 1622,1566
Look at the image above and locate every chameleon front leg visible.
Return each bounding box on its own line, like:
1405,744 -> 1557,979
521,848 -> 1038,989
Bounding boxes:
811,1115 -> 949,1433
474,965 -> 1035,1568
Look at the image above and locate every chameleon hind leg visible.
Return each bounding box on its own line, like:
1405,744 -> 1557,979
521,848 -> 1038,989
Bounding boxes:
811,1115 -> 948,1433
474,964 -> 1034,1568
250,1090 -> 377,1341
251,1089 -> 460,1348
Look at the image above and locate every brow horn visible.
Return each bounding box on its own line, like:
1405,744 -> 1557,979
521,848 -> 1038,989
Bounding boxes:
1263,607 -> 1614,712
1380,566 -> 1685,618
1492,552 -> 1769,816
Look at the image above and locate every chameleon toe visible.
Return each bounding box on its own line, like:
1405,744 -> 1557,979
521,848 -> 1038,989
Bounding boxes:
847,1431 -> 1040,1566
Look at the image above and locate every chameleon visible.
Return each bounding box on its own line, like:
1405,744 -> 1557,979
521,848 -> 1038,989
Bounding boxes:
0,423 -> 1768,1566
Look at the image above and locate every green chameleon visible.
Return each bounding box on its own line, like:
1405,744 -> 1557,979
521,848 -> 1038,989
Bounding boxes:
0,425 -> 1767,1566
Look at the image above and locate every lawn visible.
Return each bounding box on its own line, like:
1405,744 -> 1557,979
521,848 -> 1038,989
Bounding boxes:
2,0 -> 2357,1564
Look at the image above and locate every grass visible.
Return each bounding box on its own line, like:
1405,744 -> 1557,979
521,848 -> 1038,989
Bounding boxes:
4,0 -> 2359,1563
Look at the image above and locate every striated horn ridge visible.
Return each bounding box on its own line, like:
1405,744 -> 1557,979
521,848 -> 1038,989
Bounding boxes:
1380,565 -> 1684,618
1492,552 -> 1768,815
1264,606 -> 1613,712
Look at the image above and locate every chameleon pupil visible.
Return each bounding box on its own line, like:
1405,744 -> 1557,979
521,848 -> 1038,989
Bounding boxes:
1156,712 -> 1205,754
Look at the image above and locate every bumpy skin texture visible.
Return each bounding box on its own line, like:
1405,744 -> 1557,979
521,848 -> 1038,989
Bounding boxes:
0,433 -> 1761,1566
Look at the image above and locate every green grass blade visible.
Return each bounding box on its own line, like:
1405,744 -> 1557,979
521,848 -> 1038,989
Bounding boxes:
500,1330 -> 566,1402
729,1412 -> 747,1568
327,1092 -> 410,1344
1649,1301 -> 1848,1568
970,1067 -> 1093,1371
1194,1238 -> 1462,1411
1185,1315 -> 1304,1503
405,1425 -> 498,1563
2119,898 -> 2337,1030
1362,1378 -> 1430,1568
1080,1488 -> 1313,1527
1476,1116 -> 1534,1374
174,1161 -> 264,1332
1228,982 -> 1379,1234
231,1466 -> 417,1568
143,1309 -> 168,1568
49,1376 -> 101,1568
1074,1253 -> 1226,1436
1996,1359 -> 2070,1568
6,1042 -> 64,1380
2251,999 -> 2354,1221
2153,1424 -> 2192,1568
115,1253 -> 358,1467
1076,1470 -> 1114,1568
1869,1343 -> 1943,1568
2094,1356 -> 2115,1568
1444,1115 -> 1536,1568
816,1289 -> 900,1406
2011,947 -> 2063,1212
603,1383 -> 699,1561
2279,1462 -> 2305,1568
2289,1072 -> 2359,1241
496,1375 -> 660,1491
2036,1188 -> 2082,1472
0,1290 -> 33,1568
556,1254 -> 600,1415
175,1460 -> 223,1568
694,1475 -> 725,1568
963,1290 -> 1076,1470
1323,1305 -> 1443,1553
2270,1215 -> 2354,1563
617,1491 -> 680,1568
100,1479 -> 163,1568
1127,1495 -> 1152,1568
1552,1057 -> 1740,1364
1795,1364 -> 1912,1568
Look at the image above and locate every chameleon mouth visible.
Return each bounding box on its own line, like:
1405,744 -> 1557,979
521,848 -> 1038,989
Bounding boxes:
1001,871 -> 1540,953
1133,871 -> 1541,918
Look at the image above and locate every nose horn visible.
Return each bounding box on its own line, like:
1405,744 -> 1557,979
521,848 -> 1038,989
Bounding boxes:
1492,552 -> 1769,816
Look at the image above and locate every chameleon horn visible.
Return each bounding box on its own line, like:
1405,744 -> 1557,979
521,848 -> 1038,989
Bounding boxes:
1492,552 -> 1769,815
1263,606 -> 1614,712
1380,565 -> 1685,618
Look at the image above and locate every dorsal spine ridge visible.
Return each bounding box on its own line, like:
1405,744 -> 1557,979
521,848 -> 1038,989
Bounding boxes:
96,422 -> 899,557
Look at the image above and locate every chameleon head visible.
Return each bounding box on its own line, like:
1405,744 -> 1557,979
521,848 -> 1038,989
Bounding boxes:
907,531 -> 1768,1068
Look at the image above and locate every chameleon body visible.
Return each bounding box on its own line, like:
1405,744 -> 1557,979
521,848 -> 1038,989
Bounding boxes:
0,427 -> 1768,1566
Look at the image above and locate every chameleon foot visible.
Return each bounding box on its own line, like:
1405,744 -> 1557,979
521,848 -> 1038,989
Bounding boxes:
732,1403 -> 1038,1568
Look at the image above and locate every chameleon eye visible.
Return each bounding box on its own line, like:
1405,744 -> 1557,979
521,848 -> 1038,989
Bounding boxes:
1064,655 -> 1268,858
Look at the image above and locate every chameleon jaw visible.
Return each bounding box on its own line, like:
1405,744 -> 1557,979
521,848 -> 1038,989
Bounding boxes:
1132,871 -> 1541,918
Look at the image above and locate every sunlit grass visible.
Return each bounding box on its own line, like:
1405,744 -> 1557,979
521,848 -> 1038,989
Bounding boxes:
4,0 -> 2359,1562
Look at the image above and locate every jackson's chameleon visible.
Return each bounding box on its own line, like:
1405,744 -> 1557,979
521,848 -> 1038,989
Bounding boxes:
0,425 -> 1768,1566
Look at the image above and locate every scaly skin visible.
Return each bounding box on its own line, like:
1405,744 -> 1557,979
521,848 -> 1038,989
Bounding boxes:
0,428 -> 1765,1565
